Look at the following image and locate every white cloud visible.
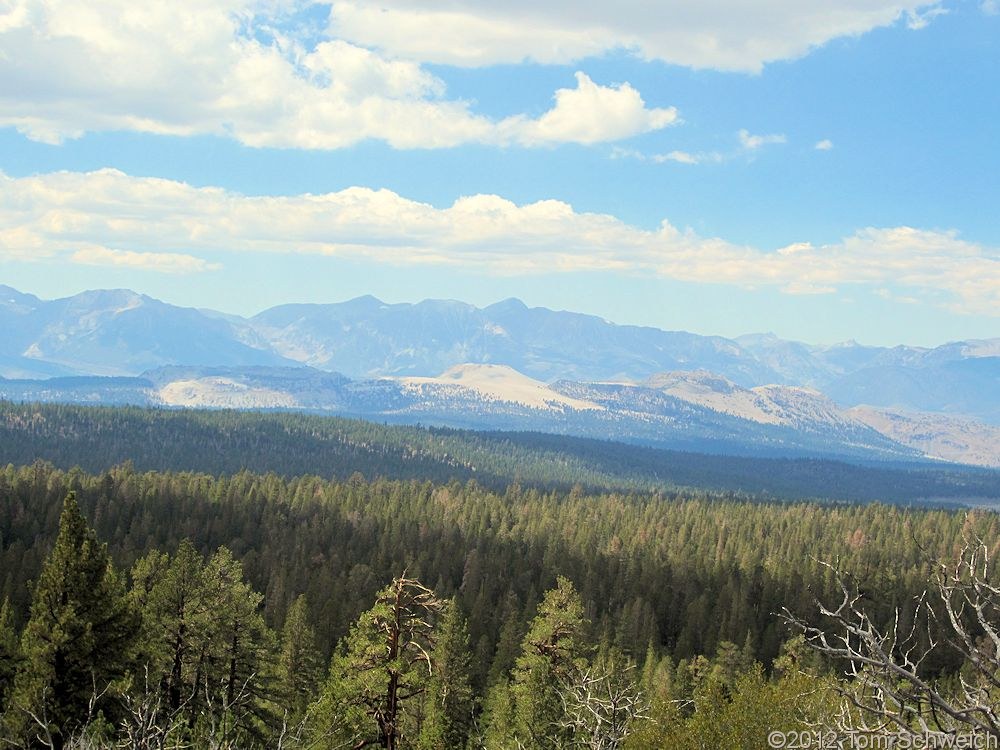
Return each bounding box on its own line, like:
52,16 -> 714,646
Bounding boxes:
501,73 -> 677,146
3,169 -> 999,315
905,5 -> 948,28
654,151 -> 701,165
782,281 -> 837,295
815,139 -> 834,150
738,129 -> 787,150
70,246 -> 222,273
328,1 -> 616,67
612,146 -> 725,166
0,1 -> 674,149
982,0 -> 999,15
616,129 -> 789,165
329,0 -> 946,72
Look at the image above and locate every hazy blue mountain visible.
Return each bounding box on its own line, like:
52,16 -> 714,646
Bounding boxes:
0,284 -> 40,310
826,357 -> 1000,424
734,334 -> 942,386
253,295 -> 779,385
736,331 -> 1000,425
732,333 -> 834,386
0,286 -> 297,376
0,285 -> 50,368
252,296 -> 519,377
1,285 -> 997,429
0,354 -> 80,379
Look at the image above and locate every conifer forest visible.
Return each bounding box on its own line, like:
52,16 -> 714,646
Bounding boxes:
2,404 -> 1000,748
4,0 -> 998,744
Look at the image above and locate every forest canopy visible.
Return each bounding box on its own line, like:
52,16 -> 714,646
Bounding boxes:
2,400 -> 998,503
0,459 -> 997,746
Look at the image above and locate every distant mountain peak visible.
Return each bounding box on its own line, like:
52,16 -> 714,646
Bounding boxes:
735,332 -> 781,344
341,294 -> 387,310
961,339 -> 1000,358
66,288 -> 148,311
485,297 -> 529,314
0,285 -> 41,312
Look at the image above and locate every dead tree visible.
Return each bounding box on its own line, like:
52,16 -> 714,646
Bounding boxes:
555,662 -> 650,749
782,541 -> 1000,740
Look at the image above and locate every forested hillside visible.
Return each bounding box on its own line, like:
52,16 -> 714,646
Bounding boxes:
3,401 -> 999,503
0,462 -> 996,747
4,405 -> 1000,747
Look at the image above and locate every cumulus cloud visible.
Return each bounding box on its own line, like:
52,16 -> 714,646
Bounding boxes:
3,169 -> 998,315
0,0 -> 675,149
815,139 -> 834,150
329,0 -> 946,72
501,73 -> 677,146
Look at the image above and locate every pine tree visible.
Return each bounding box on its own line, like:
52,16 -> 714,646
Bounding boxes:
196,547 -> 277,746
486,592 -> 524,687
507,576 -> 589,750
5,493 -> 138,748
276,594 -> 322,725
131,540 -> 210,717
480,679 -> 517,750
0,597 -> 20,710
312,576 -> 443,750
417,598 -> 475,750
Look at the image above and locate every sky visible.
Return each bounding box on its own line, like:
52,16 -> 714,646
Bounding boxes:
1,0 -> 998,346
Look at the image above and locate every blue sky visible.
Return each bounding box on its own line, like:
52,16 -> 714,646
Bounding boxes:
0,0 -> 998,346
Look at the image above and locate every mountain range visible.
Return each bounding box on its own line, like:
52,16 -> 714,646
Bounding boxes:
1,284 -> 998,467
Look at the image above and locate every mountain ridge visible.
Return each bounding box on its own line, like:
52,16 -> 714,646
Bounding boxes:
0,361 -> 952,465
0,285 -> 997,436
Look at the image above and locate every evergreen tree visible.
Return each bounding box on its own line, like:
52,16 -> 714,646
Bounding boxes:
507,576 -> 589,750
5,493 -> 138,748
194,547 -> 277,747
479,680 -> 516,750
312,576 -> 443,750
131,540 -> 211,717
417,598 -> 475,750
0,597 -> 20,710
276,594 -> 323,726
486,595 -> 524,688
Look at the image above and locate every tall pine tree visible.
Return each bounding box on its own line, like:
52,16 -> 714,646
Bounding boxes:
131,540 -> 211,718
276,594 -> 323,726
5,493 -> 138,748
508,576 -> 589,750
417,598 -> 475,750
312,576 -> 443,750
0,597 -> 20,711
